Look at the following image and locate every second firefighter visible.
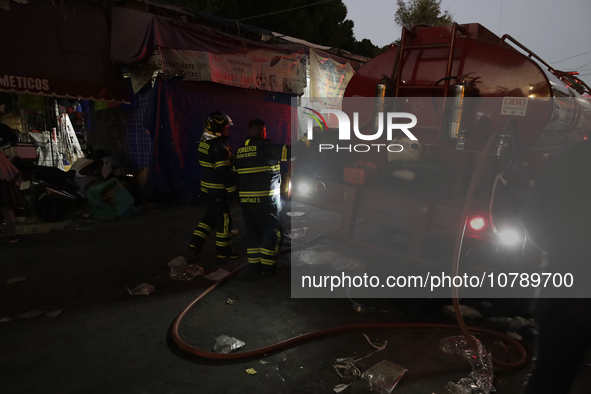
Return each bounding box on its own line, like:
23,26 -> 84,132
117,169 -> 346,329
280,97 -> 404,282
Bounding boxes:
234,119 -> 290,275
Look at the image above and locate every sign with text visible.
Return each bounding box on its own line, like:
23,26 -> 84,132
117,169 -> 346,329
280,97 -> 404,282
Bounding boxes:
146,47 -> 306,94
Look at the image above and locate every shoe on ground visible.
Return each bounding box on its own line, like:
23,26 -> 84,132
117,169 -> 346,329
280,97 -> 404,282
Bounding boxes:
261,263 -> 283,276
217,250 -> 241,259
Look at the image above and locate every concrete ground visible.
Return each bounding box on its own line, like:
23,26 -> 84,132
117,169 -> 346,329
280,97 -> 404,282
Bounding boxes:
1,202 -> 590,393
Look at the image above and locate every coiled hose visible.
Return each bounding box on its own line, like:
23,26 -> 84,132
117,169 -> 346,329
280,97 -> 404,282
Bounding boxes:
172,130 -> 528,369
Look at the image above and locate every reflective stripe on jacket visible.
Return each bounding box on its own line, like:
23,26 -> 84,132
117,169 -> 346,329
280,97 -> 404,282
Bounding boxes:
234,137 -> 290,204
198,138 -> 237,196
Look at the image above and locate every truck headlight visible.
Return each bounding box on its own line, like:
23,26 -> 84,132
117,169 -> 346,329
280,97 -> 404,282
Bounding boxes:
497,228 -> 523,246
298,182 -> 311,194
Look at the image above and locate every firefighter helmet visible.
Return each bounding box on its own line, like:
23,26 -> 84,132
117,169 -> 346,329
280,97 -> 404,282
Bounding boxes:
205,111 -> 233,136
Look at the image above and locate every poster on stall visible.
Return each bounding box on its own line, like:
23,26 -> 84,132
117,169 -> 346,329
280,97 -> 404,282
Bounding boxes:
308,49 -> 355,110
145,47 -> 307,95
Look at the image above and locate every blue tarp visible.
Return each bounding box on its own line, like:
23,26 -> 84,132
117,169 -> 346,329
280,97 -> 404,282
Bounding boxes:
142,78 -> 294,203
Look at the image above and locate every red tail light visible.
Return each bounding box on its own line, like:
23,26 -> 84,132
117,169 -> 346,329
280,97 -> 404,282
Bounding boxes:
469,216 -> 486,231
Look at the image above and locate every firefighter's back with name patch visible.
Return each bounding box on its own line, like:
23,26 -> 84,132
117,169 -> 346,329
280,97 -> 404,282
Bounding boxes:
234,138 -> 289,205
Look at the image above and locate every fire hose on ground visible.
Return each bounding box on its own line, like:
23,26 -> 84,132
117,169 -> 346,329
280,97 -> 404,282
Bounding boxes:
171,128 -> 528,371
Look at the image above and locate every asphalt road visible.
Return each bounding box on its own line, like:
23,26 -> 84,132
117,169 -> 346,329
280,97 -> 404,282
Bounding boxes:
1,203 -> 589,393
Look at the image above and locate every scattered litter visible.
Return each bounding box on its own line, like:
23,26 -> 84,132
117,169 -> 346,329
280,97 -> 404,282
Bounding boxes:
213,335 -> 245,354
45,310 -> 63,318
231,229 -> 239,236
284,227 -> 309,240
283,358 -> 287,363
352,302 -> 366,313
333,333 -> 389,382
245,368 -> 257,375
18,309 -> 44,319
333,357 -> 362,379
5,277 -> 27,285
226,298 -> 237,305
481,301 -> 493,308
0,317 -> 13,323
440,335 -> 494,394
167,256 -> 204,281
204,269 -> 230,282
363,334 -> 388,351
443,305 -> 483,319
334,383 -> 352,393
362,360 -> 408,394
259,360 -> 270,365
487,316 -> 534,330
287,212 -> 306,217
127,283 -> 155,296
506,331 -> 523,341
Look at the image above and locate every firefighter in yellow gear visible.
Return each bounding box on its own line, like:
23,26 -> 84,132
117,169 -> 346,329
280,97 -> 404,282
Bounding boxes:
234,119 -> 290,274
189,111 -> 240,259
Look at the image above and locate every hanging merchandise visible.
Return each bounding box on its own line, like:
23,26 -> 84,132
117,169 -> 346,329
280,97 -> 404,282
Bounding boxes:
56,113 -> 84,167
28,130 -> 63,169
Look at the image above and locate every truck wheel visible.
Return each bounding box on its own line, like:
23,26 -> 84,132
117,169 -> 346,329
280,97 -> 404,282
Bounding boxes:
30,190 -> 68,222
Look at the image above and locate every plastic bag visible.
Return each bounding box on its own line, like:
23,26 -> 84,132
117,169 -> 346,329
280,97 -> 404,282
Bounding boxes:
87,178 -> 136,219
213,335 -> 245,354
440,335 -> 494,394
361,360 -> 408,394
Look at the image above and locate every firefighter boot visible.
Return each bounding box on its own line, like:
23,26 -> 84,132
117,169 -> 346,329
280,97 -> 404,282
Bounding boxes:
217,250 -> 241,260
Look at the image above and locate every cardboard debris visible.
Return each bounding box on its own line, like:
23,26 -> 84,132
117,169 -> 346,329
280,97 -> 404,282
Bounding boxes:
204,269 -> 230,282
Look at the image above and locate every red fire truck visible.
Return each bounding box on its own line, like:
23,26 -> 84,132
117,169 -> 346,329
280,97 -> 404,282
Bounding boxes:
293,23 -> 591,267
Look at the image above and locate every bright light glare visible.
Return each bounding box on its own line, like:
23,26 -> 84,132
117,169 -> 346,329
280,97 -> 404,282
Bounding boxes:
298,183 -> 310,194
498,228 -> 523,246
469,216 -> 486,231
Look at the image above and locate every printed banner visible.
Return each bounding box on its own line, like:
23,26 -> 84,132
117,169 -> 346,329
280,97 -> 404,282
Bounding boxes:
145,47 -> 307,94
308,49 -> 355,108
